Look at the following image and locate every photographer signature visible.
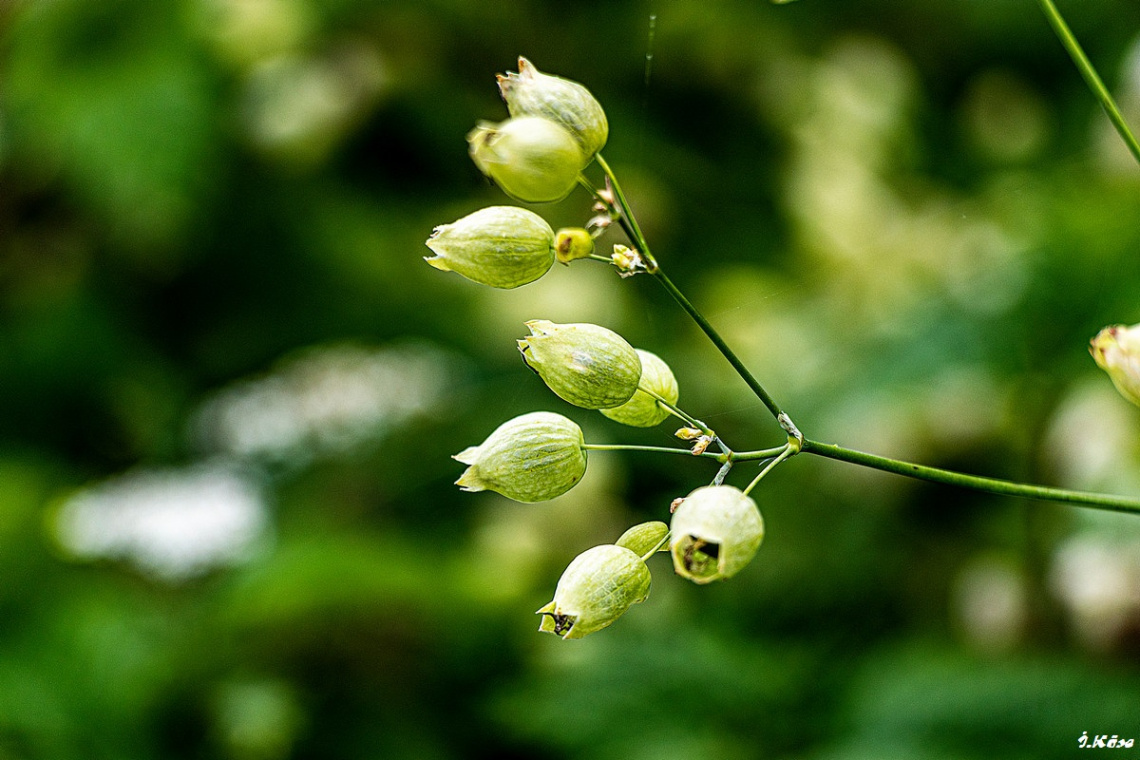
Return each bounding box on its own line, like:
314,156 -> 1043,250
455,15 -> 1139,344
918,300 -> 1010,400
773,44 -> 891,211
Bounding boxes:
1079,733 -> 1135,749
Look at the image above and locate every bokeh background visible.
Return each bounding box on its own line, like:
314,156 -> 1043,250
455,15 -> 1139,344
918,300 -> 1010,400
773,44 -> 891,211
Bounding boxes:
3,0 -> 1140,757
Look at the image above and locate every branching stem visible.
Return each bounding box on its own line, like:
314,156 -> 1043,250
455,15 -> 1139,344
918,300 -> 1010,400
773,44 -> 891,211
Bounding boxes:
742,444 -> 796,497
802,439 -> 1140,514
588,140 -> 1140,515
595,153 -> 792,428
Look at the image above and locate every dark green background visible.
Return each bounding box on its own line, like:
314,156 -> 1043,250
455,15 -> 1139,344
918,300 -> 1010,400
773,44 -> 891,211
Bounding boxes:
3,0 -> 1140,757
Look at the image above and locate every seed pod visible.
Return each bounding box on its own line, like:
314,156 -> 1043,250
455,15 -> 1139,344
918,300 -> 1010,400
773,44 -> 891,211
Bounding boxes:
467,116 -> 584,203
670,485 -> 764,584
518,320 -> 642,409
424,206 -> 555,289
600,349 -> 679,427
615,521 -> 669,556
554,227 -> 594,264
536,544 -> 651,639
1090,323 -> 1140,407
497,57 -> 609,160
454,412 -> 586,503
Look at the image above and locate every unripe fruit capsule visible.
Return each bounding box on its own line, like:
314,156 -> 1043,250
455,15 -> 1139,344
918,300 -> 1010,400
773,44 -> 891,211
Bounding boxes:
425,206 -> 555,289
517,320 -> 642,410
670,485 -> 764,584
454,411 -> 586,503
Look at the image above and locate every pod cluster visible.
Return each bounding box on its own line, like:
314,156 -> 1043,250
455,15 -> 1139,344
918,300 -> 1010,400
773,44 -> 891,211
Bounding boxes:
423,57 -> 607,290
431,59 -> 771,641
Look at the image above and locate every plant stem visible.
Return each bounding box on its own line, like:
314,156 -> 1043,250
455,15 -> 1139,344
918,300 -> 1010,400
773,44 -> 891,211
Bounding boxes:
732,447 -> 793,461
642,390 -> 712,435
802,438 -> 1140,514
595,152 -> 791,427
641,531 -> 672,561
742,444 -> 795,496
582,443 -> 721,459
1037,0 -> 1140,166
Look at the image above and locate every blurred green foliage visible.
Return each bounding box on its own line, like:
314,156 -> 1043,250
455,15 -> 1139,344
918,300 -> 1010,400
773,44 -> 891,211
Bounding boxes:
3,0 -> 1140,758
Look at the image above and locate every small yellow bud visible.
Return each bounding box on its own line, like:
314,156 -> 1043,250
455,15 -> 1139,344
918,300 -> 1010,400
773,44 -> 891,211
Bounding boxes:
518,320 -> 643,409
674,427 -> 703,440
615,521 -> 669,556
467,116 -> 584,203
454,412 -> 586,503
611,244 -> 645,277
601,349 -> 679,427
497,57 -> 609,161
670,485 -> 764,584
1090,323 -> 1140,407
425,206 -> 555,289
554,227 -> 594,264
536,544 -> 650,639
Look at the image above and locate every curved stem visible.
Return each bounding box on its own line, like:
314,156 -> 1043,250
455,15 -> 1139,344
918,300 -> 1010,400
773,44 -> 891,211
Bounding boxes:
742,444 -> 795,496
1037,0 -> 1140,166
641,530 -> 671,561
582,443 -> 722,460
732,446 -> 793,462
802,439 -> 1140,514
642,390 -> 713,437
595,152 -> 791,428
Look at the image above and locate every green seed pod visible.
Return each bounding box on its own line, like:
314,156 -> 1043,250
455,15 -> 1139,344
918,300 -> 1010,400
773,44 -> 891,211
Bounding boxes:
518,320 -> 642,409
670,485 -> 764,584
425,206 -> 555,289
600,349 -> 679,427
1090,323 -> 1140,407
554,227 -> 594,264
467,116 -> 584,203
498,57 -> 609,161
615,521 -> 669,556
536,544 -> 651,639
454,412 -> 586,503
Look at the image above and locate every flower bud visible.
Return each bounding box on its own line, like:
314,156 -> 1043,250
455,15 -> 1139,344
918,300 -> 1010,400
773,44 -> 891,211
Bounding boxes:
1090,323 -> 1140,407
600,349 -> 679,427
670,485 -> 764,584
497,57 -> 609,160
615,521 -> 669,556
454,412 -> 586,503
468,116 -> 584,203
554,227 -> 594,264
425,206 -> 555,289
518,320 -> 642,409
536,544 -> 650,639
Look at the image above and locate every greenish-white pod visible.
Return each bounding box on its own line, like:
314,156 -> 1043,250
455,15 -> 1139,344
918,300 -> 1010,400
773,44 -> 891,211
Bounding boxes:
1090,323 -> 1140,408
454,412 -> 586,503
497,57 -> 609,161
518,320 -> 642,410
615,521 -> 669,556
467,116 -> 584,203
600,349 -> 679,427
425,206 -> 555,289
536,544 -> 651,639
670,485 -> 764,584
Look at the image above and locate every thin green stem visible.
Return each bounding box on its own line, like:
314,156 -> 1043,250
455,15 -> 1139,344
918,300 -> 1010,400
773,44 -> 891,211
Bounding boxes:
641,530 -> 671,562
595,152 -> 791,429
1037,0 -> 1140,166
582,443 -> 722,460
742,444 -> 795,497
593,154 -> 653,266
641,389 -> 713,437
802,439 -> 1140,514
731,447 -> 792,462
